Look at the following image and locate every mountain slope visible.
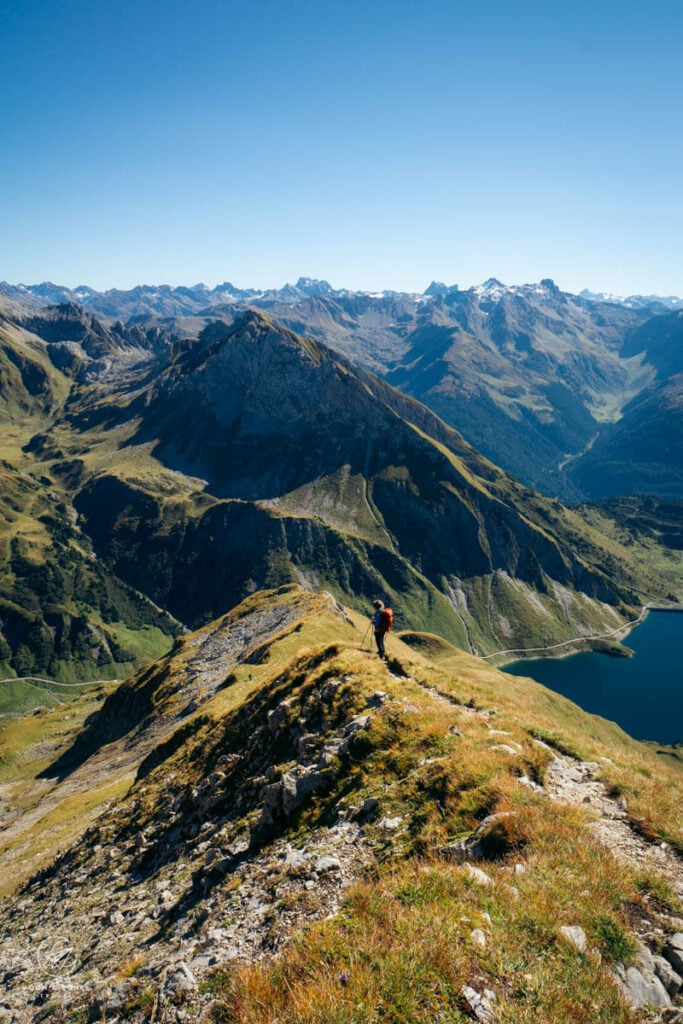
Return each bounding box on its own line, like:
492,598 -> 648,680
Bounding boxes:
6,277 -> 678,500
35,310 -> 676,662
1,585 -> 682,1022
0,458 -> 176,683
567,311 -> 683,499
570,374 -> 683,499
0,302 -> 177,683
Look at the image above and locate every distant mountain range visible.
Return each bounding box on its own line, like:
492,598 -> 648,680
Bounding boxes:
2,276 -> 680,502
2,276 -> 682,317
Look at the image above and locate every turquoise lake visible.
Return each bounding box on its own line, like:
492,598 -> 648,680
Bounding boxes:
502,611 -> 683,744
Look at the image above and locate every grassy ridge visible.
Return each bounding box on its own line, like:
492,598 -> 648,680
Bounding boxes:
1,586 -> 682,1020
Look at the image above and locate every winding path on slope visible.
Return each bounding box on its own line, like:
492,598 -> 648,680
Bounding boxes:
481,602 -> 683,662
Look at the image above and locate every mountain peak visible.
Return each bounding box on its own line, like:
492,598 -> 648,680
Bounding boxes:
423,281 -> 451,297
294,277 -> 334,297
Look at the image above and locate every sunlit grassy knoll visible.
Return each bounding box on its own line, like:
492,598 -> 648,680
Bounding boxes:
0,678 -> 65,716
94,620 -> 172,668
0,465 -> 53,555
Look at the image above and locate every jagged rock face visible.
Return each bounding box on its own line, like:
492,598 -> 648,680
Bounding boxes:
18,302 -> 167,363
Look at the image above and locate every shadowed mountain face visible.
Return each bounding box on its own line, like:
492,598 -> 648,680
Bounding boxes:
66,311 -> 678,655
566,311 -> 683,499
570,375 -> 683,499
2,299 -> 681,671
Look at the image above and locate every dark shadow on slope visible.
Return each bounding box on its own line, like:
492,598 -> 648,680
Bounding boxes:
37,661 -> 166,781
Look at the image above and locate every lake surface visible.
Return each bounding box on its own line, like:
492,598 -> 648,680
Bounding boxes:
502,611 -> 682,743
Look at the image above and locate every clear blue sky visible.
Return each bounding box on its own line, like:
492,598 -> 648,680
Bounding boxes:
2,0 -> 682,295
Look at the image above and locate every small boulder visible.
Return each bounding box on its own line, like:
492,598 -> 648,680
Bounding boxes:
461,985 -> 495,1022
664,933 -> 683,976
464,863 -> 494,887
316,856 -> 342,874
559,925 -> 587,952
377,816 -> 402,831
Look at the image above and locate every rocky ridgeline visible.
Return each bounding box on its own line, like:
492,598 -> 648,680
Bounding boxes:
0,660 -> 398,1022
2,591 -> 683,1022
4,687 -> 683,1023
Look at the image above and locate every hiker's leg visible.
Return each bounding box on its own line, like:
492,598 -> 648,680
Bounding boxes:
377,632 -> 386,659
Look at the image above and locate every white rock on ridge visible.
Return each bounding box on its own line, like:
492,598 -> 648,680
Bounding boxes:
316,856 -> 342,874
559,925 -> 587,952
464,863 -> 494,887
377,816 -> 403,830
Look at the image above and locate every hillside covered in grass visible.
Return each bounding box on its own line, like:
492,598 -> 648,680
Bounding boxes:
1,294 -> 682,686
1,585 -> 683,1022
0,309 -> 178,685
18,309 -> 683,661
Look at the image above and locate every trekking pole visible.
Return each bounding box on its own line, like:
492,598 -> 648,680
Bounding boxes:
361,622 -> 372,650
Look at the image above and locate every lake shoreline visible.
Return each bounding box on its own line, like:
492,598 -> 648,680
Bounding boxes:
501,610 -> 682,745
491,604 -> 681,668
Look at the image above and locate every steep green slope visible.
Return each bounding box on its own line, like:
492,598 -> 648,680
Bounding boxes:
49,310 -> 680,659
0,303 -> 179,685
0,460 -> 177,685
1,587 -> 682,1021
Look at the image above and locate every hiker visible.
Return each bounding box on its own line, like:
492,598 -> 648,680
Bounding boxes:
371,599 -> 393,660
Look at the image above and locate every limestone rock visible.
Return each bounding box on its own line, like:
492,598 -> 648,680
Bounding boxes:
161,961 -> 198,1004
461,984 -> 496,1022
316,856 -> 342,874
620,965 -> 671,1009
654,954 -> 683,996
464,863 -> 494,887
377,816 -> 403,831
559,925 -> 587,952
664,933 -> 683,976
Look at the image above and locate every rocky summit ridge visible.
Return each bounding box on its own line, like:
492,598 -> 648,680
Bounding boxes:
1,584 -> 683,1023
